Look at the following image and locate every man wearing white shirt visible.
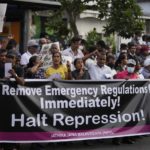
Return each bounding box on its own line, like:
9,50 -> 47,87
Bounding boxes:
62,36 -> 84,60
87,52 -> 113,80
62,37 -> 84,70
20,39 -> 38,66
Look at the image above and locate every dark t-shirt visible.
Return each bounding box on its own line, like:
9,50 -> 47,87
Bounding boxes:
0,62 -> 5,78
72,69 -> 91,80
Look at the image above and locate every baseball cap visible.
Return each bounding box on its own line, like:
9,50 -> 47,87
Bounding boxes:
127,59 -> 136,66
27,39 -> 38,47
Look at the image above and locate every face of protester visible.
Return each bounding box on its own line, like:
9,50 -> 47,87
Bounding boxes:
6,55 -> 16,66
97,54 -> 106,67
50,44 -> 60,54
33,56 -> 41,66
28,46 -> 38,54
75,58 -> 84,70
122,55 -> 128,65
129,46 -> 136,54
127,64 -> 135,73
71,41 -> 81,51
52,52 -> 61,66
0,52 -> 7,63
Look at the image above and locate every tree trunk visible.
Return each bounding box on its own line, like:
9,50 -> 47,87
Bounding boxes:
67,12 -> 79,37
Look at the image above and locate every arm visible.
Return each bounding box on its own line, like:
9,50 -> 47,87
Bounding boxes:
66,61 -> 72,80
9,69 -> 25,85
28,61 -> 43,74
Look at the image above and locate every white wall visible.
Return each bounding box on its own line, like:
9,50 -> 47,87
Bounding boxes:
76,17 -> 106,39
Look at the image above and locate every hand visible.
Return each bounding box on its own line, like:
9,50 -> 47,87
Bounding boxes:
8,69 -> 16,77
92,50 -> 99,56
79,67 -> 84,77
66,61 -> 71,71
38,60 -> 43,67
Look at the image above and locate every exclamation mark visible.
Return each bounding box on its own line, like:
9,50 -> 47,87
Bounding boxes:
117,96 -> 120,107
140,109 -> 145,121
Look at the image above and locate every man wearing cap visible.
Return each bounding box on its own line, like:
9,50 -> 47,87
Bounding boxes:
20,39 -> 39,66
114,59 -> 139,79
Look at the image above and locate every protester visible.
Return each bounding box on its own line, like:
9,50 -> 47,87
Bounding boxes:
114,59 -> 140,79
39,37 -> 47,51
20,39 -> 39,66
49,43 -> 60,54
116,43 -> 128,58
131,30 -> 142,45
62,36 -> 84,61
45,51 -> 71,80
127,42 -> 140,67
0,49 -> 7,78
86,52 -> 113,80
106,54 -> 117,76
71,58 -> 91,80
96,40 -> 106,53
115,53 -> 128,72
25,55 -> 45,79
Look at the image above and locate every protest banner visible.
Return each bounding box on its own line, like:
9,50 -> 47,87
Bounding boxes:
0,79 -> 150,143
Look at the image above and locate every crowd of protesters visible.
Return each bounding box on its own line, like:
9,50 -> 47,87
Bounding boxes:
1,32 -> 150,150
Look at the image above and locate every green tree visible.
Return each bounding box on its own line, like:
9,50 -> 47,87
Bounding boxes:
86,28 -> 102,47
96,0 -> 144,38
46,0 -> 94,37
46,0 -> 144,39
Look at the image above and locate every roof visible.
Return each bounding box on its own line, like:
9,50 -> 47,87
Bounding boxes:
0,0 -> 61,10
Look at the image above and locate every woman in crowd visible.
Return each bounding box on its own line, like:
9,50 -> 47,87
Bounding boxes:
72,58 -> 91,80
25,55 -> 44,79
45,51 -> 71,80
115,53 -> 128,72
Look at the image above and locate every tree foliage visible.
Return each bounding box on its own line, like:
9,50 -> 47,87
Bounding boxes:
46,0 -> 144,39
96,0 -> 144,38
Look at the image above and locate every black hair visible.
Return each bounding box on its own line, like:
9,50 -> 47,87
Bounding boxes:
6,39 -> 17,50
120,43 -> 128,49
52,51 -> 62,64
87,46 -> 96,53
27,55 -> 38,68
73,58 -> 82,67
0,49 -> 7,55
128,42 -> 136,49
96,40 -> 106,48
115,53 -> 127,69
70,36 -> 81,44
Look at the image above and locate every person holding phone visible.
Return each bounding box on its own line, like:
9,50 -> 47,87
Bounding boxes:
5,52 -> 24,85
